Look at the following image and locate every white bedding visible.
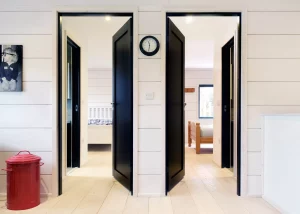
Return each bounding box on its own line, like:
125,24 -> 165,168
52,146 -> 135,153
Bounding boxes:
200,125 -> 213,137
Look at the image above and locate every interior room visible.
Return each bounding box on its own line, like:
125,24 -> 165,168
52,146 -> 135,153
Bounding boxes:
168,15 -> 239,188
61,16 -> 131,186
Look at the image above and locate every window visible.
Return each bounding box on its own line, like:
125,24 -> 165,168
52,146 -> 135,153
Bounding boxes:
198,85 -> 214,118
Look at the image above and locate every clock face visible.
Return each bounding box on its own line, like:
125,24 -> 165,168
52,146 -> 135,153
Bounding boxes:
140,36 -> 160,56
142,38 -> 157,53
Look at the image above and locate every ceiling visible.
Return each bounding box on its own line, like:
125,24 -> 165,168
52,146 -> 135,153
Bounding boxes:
170,16 -> 239,69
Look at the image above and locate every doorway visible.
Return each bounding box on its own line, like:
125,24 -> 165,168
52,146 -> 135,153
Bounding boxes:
165,13 -> 242,196
57,13 -> 134,196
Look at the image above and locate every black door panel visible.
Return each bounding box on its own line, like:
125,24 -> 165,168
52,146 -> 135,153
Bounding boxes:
112,18 -> 133,193
166,18 -> 185,193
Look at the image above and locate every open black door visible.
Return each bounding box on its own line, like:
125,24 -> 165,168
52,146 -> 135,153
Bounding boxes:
67,37 -> 80,168
112,18 -> 133,193
221,37 -> 234,168
166,18 -> 185,193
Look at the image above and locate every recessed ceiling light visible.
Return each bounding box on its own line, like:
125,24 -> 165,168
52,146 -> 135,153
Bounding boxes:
105,16 -> 111,21
186,16 -> 193,24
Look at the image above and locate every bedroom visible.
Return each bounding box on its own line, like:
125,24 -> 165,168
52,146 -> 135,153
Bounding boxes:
166,15 -> 240,192
61,15 -> 132,188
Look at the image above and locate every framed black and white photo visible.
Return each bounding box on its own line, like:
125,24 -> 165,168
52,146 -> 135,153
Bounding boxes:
0,45 -> 23,92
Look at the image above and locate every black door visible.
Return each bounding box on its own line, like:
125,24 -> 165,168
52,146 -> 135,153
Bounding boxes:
221,37 -> 234,168
112,18 -> 133,193
166,18 -> 185,193
67,37 -> 80,168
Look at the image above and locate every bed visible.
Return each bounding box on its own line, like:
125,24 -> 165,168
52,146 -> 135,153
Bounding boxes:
88,106 -> 112,145
188,121 -> 213,154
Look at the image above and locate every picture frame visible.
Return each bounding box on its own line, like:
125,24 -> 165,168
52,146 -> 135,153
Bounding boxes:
0,45 -> 23,92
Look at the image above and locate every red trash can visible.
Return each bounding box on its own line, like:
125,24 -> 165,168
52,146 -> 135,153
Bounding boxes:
1,151 -> 44,210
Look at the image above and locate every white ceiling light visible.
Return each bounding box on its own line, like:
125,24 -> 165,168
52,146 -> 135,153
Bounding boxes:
105,16 -> 111,21
186,16 -> 193,24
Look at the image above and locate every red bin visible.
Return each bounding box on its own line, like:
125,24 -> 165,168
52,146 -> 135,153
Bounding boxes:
1,151 -> 43,210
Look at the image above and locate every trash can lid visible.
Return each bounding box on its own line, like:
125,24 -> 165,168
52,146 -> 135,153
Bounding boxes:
6,151 -> 41,164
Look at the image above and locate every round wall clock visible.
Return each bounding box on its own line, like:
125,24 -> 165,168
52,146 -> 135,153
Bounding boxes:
139,36 -> 160,56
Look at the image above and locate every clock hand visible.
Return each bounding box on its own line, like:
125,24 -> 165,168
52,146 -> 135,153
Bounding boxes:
148,41 -> 150,51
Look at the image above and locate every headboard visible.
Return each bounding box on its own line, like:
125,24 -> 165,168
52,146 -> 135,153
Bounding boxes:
88,106 -> 113,120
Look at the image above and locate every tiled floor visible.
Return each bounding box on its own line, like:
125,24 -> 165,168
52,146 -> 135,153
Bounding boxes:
0,145 -> 279,214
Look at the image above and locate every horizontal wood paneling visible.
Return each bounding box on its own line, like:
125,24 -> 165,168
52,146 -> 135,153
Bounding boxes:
139,12 -> 162,35
247,129 -> 262,152
88,79 -> 112,87
248,35 -> 300,58
185,78 -> 213,87
248,59 -> 300,81
88,86 -> 112,95
138,175 -> 162,196
138,82 -> 162,105
185,110 -> 197,120
248,82 -> 300,105
0,35 -> 52,58
88,102 -> 111,107
23,59 -> 52,81
138,129 -> 162,152
0,82 -> 52,104
139,106 -> 161,128
185,69 -> 213,79
0,128 -> 52,152
248,152 -> 262,175
138,59 -> 161,82
247,176 -> 262,196
185,94 -> 197,103
138,152 -> 161,175
88,95 -> 112,103
0,12 -> 52,34
0,1 -> 52,11
88,69 -> 112,79
248,106 -> 300,128
0,151 -> 52,175
185,102 -> 197,111
0,105 -> 52,128
0,174 -> 52,194
248,12 -> 300,35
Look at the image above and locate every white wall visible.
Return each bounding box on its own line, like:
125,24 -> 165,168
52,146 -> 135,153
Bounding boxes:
88,68 -> 112,107
185,68 -> 213,143
0,11 -> 53,196
1,0 -> 300,198
262,115 -> 300,213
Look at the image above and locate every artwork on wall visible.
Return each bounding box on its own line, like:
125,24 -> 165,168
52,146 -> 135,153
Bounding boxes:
0,45 -> 23,92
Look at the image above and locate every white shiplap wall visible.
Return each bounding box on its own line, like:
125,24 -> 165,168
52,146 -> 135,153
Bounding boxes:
247,11 -> 300,196
0,11 -> 53,195
88,68 -> 112,107
185,68 -> 213,142
137,10 -> 163,196
1,0 -> 300,198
